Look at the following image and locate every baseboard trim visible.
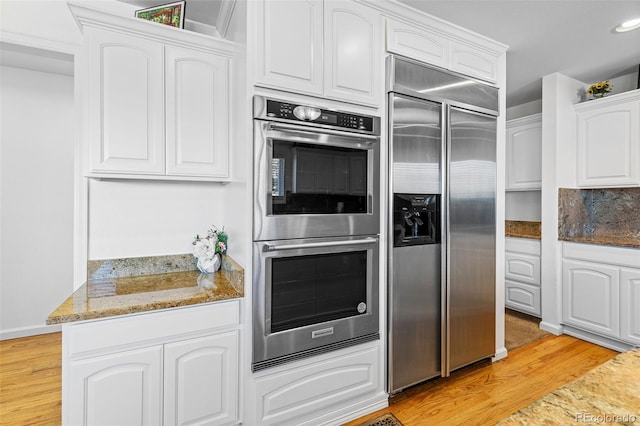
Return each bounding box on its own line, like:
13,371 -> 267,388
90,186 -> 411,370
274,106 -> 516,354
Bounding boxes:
540,321 -> 563,335
562,326 -> 635,353
0,324 -> 61,341
492,346 -> 508,361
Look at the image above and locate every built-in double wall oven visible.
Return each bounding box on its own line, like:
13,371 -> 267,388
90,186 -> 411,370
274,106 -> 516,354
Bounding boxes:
252,96 -> 381,371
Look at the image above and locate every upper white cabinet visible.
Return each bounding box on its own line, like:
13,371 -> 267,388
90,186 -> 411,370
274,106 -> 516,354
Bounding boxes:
574,90 -> 640,187
255,0 -> 324,96
506,114 -> 542,191
385,17 -> 502,83
254,0 -> 381,107
323,1 -> 381,105
71,4 -> 234,181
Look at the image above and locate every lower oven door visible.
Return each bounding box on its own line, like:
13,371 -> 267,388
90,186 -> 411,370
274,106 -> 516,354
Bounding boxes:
253,235 -> 379,371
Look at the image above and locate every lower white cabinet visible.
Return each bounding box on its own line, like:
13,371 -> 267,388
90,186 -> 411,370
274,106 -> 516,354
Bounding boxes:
248,342 -> 384,426
562,242 -> 640,346
621,269 -> 640,345
505,238 -> 541,316
63,301 -> 240,426
562,259 -> 620,338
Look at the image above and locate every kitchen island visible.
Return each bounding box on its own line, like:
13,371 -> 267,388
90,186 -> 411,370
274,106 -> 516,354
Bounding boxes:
498,348 -> 640,424
48,254 -> 244,426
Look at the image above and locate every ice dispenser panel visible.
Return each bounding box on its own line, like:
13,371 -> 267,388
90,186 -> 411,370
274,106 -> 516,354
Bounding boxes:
393,193 -> 440,247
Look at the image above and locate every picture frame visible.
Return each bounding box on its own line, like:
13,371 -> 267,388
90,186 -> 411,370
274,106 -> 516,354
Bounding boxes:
135,1 -> 185,29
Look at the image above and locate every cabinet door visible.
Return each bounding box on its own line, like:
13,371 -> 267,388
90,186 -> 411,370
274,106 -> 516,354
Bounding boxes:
86,27 -> 165,174
448,40 -> 499,83
324,1 -> 381,106
505,280 -> 541,316
164,331 -> 239,426
385,18 -> 448,69
506,116 -> 542,190
621,268 -> 640,345
165,46 -> 230,178
576,98 -> 640,187
562,260 -> 620,338
67,346 -> 163,426
505,252 -> 541,286
255,0 -> 323,96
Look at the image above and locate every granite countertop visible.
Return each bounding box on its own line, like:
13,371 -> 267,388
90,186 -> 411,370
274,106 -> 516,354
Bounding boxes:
559,235 -> 640,249
498,349 -> 640,425
47,255 -> 244,325
505,221 -> 541,240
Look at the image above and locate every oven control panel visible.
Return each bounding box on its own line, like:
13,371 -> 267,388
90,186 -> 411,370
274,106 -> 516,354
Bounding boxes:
264,99 -> 375,133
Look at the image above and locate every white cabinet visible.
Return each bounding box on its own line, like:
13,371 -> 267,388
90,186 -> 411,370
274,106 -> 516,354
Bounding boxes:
506,114 -> 542,191
249,342 -> 382,426
621,269 -> 640,345
164,332 -> 239,426
255,0 -> 381,107
505,238 -> 541,316
72,4 -> 233,181
63,301 -> 240,426
562,259 -> 620,338
575,90 -> 640,187
68,346 -> 163,426
562,242 -> 640,346
385,18 -> 502,83
255,0 -> 324,96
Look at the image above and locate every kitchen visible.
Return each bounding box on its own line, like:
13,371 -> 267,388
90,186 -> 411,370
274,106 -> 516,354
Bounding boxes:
1,0 -> 639,425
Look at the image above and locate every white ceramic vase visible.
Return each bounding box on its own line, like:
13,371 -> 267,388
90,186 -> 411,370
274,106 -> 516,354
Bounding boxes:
196,253 -> 221,274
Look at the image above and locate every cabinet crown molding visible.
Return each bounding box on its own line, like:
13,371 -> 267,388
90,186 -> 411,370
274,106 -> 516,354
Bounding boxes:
574,88 -> 640,111
67,2 -> 235,56
506,113 -> 542,128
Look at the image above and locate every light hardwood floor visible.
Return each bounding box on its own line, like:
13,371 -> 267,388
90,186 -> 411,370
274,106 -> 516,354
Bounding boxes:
0,332 -> 617,426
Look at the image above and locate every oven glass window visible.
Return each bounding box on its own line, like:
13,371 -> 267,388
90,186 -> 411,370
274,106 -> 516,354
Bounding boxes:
271,141 -> 367,214
270,251 -> 368,333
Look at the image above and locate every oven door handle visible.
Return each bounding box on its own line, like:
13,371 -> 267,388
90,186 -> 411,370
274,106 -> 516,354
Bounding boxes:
263,237 -> 378,252
268,122 -> 378,141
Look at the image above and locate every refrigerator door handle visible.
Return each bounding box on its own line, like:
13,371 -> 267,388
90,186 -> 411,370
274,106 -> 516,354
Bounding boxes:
441,104 -> 451,378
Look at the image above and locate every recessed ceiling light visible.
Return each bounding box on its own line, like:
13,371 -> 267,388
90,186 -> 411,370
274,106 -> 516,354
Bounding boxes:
615,18 -> 640,33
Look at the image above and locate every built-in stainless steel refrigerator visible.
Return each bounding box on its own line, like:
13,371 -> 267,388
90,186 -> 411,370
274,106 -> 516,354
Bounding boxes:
387,56 -> 498,393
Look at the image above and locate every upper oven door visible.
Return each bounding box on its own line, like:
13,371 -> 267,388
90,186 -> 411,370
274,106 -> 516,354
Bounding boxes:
254,120 -> 380,241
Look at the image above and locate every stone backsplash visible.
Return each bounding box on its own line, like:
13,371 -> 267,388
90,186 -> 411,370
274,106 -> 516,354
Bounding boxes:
558,187 -> 640,248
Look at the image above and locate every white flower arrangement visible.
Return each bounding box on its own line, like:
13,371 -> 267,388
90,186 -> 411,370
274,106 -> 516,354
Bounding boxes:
193,226 -> 227,273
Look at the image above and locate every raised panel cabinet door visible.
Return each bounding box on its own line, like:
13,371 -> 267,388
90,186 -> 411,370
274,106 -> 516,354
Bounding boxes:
448,40 -> 499,83
505,252 -> 541,286
620,268 -> 640,345
505,280 -> 541,316
324,1 -> 381,106
255,0 -> 323,96
562,260 -> 620,338
165,46 -> 230,178
385,18 -> 448,69
67,346 -> 163,426
576,98 -> 640,186
163,331 -> 239,426
86,27 -> 165,174
506,115 -> 542,190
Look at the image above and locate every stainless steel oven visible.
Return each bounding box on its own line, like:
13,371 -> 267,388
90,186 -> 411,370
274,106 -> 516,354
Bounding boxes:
253,96 -> 380,241
252,235 -> 379,371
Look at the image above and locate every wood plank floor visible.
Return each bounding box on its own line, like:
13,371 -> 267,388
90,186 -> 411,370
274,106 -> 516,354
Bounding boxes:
0,332 -> 617,426
344,334 -> 617,425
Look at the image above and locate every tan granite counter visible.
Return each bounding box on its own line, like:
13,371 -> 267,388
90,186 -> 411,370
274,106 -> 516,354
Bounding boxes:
47,255 -> 244,325
497,349 -> 640,425
505,221 -> 541,240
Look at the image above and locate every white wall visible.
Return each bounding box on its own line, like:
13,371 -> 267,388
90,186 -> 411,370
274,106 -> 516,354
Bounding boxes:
505,191 -> 541,221
0,65 -> 75,338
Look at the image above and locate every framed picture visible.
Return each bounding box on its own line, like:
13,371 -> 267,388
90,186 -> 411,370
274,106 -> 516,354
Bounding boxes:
135,1 -> 185,29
